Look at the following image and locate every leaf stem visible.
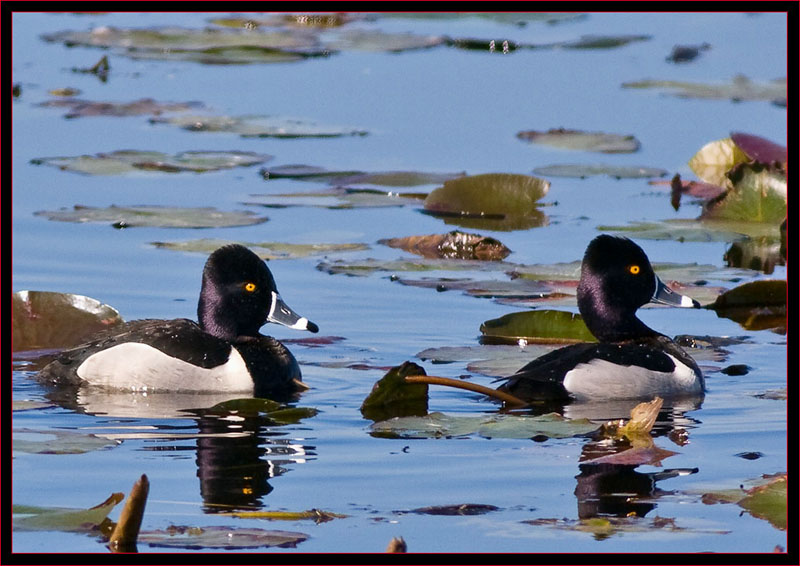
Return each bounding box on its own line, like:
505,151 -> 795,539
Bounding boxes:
404,375 -> 528,407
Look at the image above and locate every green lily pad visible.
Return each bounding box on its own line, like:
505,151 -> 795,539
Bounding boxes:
517,128 -> 640,153
480,310 -> 596,345
559,34 -> 650,49
151,238 -> 368,260
248,187 -> 426,209
701,473 -> 786,531
327,29 -> 447,52
152,114 -> 367,138
35,205 -> 268,229
379,231 -> 510,261
597,219 -> 763,242
422,173 -> 549,232
369,411 -> 599,440
702,163 -> 786,223
13,290 -> 123,351
13,428 -> 121,455
13,493 -> 124,532
522,516 -> 726,540
38,97 -> 203,119
532,163 -> 667,179
194,397 -> 318,425
707,280 -> 786,331
138,526 -> 309,549
31,149 -> 271,175
622,75 -> 787,106
360,362 -> 429,422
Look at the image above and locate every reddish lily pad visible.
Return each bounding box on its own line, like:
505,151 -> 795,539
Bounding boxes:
379,231 -> 511,261
729,132 -> 787,166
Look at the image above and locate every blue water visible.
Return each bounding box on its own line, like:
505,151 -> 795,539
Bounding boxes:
11,11 -> 787,554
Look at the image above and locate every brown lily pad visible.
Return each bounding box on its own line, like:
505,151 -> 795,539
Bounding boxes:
379,231 -> 510,260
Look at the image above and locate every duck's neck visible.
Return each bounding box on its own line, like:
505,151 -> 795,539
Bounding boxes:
578,293 -> 660,343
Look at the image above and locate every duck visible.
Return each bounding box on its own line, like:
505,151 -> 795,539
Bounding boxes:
37,244 -> 318,398
496,235 -> 704,402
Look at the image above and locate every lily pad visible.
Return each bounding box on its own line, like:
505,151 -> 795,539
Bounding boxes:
707,280 -> 786,331
151,114 -> 367,138
559,34 -> 650,49
38,97 -> 203,119
730,132 -> 787,166
195,397 -> 319,425
13,428 -> 121,455
596,219 -> 766,242
31,149 -> 271,175
479,310 -> 596,345
688,137 -> 750,188
701,473 -> 786,531
35,205 -> 268,229
517,128 -> 640,153
13,290 -> 123,351
702,163 -> 786,223
416,344 -> 556,378
369,411 -> 599,440
622,75 -> 787,106
13,493 -> 124,532
533,163 -> 667,179
407,504 -> 499,516
379,231 -> 510,261
248,187 -> 426,209
218,509 -> 347,522
360,362 -> 429,422
422,173 -> 550,231
138,526 -> 308,549
151,238 -> 368,260
327,29 -> 447,52
316,257 -> 512,277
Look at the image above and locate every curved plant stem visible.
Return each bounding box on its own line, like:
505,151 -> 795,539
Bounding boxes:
405,375 -> 528,407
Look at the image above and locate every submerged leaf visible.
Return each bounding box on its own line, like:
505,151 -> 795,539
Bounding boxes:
480,310 -> 596,345
138,526 -> 308,549
517,128 -> 640,153
31,149 -> 271,175
13,290 -> 123,351
13,493 -> 124,532
151,238 -> 368,260
533,163 -> 667,179
379,231 -> 510,260
369,411 -> 598,440
360,362 -> 429,422
152,114 -> 367,138
35,205 -> 268,229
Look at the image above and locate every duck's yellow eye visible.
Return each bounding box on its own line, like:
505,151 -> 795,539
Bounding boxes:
628,265 -> 640,275
244,282 -> 257,292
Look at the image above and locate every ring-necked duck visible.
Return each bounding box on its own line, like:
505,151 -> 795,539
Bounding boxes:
497,235 -> 703,402
38,244 -> 318,398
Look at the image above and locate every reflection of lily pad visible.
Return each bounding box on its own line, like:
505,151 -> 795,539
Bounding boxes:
517,128 -> 640,153
152,114 -> 368,138
423,173 -> 549,231
138,526 -> 309,550
13,493 -> 124,532
13,290 -> 123,351
480,310 -> 597,345
151,238 -> 368,260
622,75 -> 787,106
31,150 -> 271,175
369,411 -> 598,440
35,205 -> 268,229
532,163 -> 667,179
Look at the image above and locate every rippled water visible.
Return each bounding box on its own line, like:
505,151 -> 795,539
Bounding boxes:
11,11 -> 787,554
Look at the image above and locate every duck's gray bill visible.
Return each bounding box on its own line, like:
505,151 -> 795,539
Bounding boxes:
268,292 -> 319,332
651,274 -> 700,308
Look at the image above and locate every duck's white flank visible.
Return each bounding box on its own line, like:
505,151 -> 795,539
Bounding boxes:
562,354 -> 702,400
76,342 -> 254,392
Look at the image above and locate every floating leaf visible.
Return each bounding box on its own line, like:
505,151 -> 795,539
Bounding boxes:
596,219 -> 766,242
407,504 -> 498,516
417,344 -> 555,378
369,411 -> 598,440
197,397 -> 318,425
138,526 -> 308,549
360,362 -> 429,422
13,428 -> 121,455
327,29 -> 447,52
422,173 -> 549,231
219,509 -> 347,522
13,290 -> 123,351
13,493 -> 124,532
38,97 -> 203,119
247,187 -> 426,209
701,474 -> 786,531
31,149 -> 271,175
666,42 -> 711,63
151,238 -> 368,260
702,163 -> 786,223
152,114 -> 367,138
707,280 -> 786,331
730,132 -> 787,166
480,310 -> 596,345
533,163 -> 667,179
379,231 -> 510,260
688,137 -> 750,187
622,75 -> 787,105
559,34 -> 650,49
35,205 -> 268,229
316,257 -> 513,277
516,128 -> 640,153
